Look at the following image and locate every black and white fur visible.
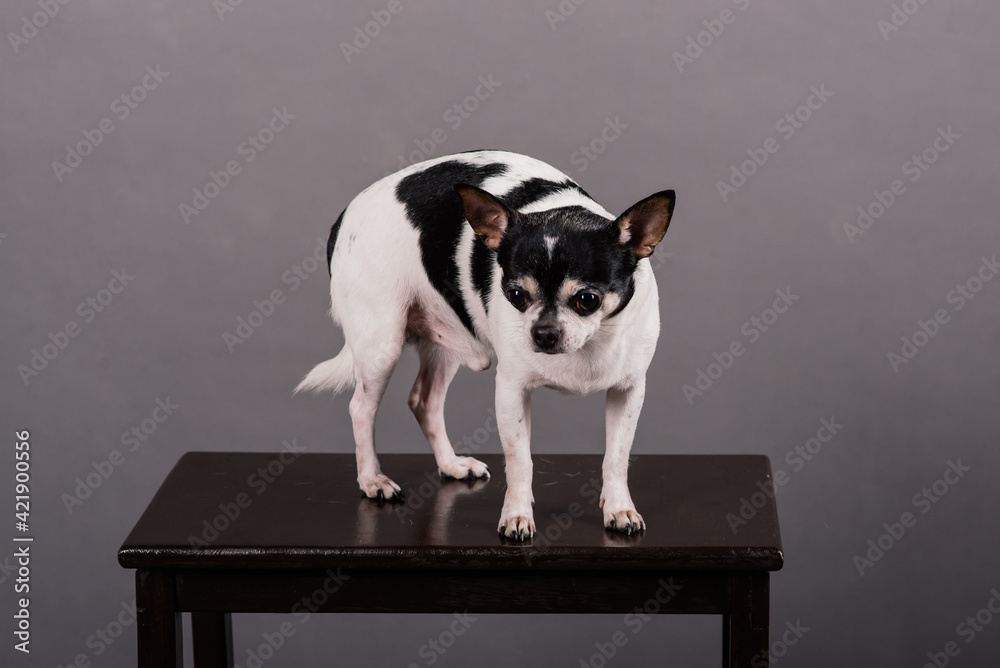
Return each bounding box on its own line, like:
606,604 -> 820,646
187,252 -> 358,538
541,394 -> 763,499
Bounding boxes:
296,150 -> 674,540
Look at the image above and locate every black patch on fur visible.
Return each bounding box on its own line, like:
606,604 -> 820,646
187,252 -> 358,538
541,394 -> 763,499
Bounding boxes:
470,239 -> 494,313
396,160 -> 507,332
501,178 -> 588,211
470,179 -> 592,314
451,151 -> 594,199
605,279 -> 635,318
396,158 -> 621,326
326,209 -> 346,277
497,206 -> 637,319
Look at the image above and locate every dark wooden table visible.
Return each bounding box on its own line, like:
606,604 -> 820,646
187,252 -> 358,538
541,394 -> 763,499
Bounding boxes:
119,452 -> 783,667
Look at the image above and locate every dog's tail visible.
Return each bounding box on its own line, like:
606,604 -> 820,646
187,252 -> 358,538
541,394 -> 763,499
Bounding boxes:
294,345 -> 356,395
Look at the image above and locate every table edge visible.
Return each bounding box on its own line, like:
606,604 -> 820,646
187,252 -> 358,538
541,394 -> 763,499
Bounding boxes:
118,545 -> 784,571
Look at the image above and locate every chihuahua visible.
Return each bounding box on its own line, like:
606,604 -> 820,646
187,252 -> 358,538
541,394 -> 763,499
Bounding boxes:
297,150 -> 674,540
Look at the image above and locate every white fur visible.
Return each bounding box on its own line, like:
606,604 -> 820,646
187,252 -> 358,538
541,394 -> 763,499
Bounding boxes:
298,150 -> 661,538
544,234 -> 557,259
293,346 -> 354,394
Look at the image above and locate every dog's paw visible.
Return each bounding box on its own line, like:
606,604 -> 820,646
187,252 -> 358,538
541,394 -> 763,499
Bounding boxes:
359,473 -> 405,503
438,456 -> 490,480
498,511 -> 535,541
603,506 -> 645,535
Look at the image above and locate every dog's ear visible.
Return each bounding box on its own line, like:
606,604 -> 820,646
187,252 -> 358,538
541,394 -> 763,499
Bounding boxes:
614,190 -> 675,258
455,184 -> 513,250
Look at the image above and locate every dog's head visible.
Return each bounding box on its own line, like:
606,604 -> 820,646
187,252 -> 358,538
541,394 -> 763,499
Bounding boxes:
456,184 -> 674,355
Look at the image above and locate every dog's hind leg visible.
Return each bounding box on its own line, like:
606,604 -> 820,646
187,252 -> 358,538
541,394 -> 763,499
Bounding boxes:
348,331 -> 406,501
408,339 -> 490,480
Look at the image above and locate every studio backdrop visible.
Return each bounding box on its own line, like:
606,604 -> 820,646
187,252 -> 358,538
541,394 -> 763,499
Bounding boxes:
2,0 -> 998,666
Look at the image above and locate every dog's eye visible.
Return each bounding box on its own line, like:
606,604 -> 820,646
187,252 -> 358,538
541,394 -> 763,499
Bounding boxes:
574,292 -> 601,314
507,288 -> 529,311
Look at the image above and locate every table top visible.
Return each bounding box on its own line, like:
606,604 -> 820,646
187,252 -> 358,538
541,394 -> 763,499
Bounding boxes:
118,452 -> 783,571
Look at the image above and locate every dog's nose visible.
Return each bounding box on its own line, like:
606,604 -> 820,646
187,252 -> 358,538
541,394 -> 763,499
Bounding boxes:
531,324 -> 562,350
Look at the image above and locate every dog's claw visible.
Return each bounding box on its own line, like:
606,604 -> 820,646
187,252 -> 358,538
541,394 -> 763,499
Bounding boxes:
604,507 -> 645,535
498,512 -> 535,541
360,473 -> 403,503
439,456 -> 491,481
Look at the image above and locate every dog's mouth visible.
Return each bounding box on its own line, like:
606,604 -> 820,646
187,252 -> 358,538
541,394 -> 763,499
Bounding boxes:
530,338 -> 575,355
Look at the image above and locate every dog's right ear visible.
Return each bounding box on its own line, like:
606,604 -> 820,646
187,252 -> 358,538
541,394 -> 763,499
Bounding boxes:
455,184 -> 513,250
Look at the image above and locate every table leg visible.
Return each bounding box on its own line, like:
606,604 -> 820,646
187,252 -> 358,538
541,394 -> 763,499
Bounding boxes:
193,612 -> 233,667
136,569 -> 182,668
723,572 -> 769,668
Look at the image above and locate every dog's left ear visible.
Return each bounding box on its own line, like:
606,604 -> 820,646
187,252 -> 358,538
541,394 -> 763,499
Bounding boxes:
455,184 -> 513,250
614,190 -> 675,258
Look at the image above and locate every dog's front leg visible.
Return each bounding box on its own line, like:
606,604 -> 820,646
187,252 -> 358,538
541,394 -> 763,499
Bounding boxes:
495,372 -> 535,540
601,379 -> 646,534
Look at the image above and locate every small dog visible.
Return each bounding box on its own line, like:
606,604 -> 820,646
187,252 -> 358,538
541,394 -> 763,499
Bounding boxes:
297,150 -> 674,540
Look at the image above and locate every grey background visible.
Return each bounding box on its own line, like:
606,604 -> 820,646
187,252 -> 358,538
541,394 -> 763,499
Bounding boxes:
2,0 -> 999,666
